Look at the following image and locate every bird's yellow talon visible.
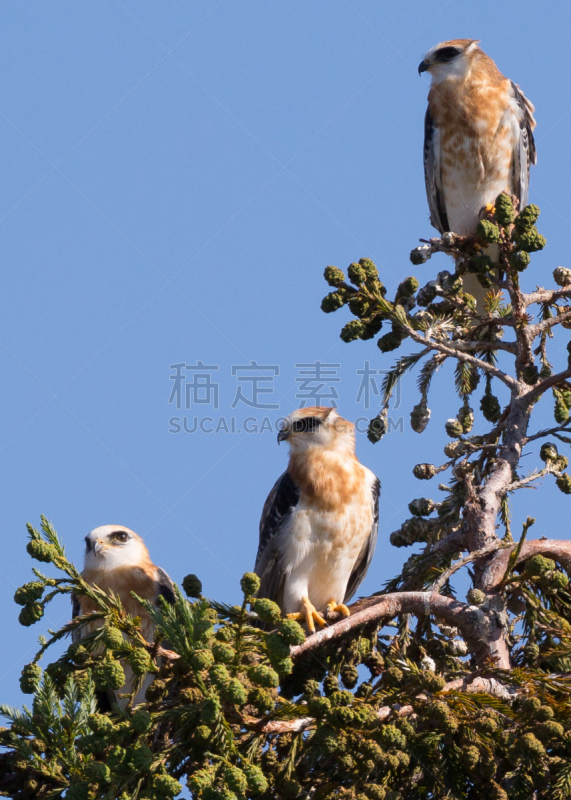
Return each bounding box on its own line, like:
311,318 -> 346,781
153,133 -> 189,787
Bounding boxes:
326,599 -> 351,618
291,596 -> 328,633
484,203 -> 495,214
312,612 -> 328,631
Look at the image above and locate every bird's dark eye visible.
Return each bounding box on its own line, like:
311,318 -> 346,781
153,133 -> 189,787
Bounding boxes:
292,417 -> 322,434
112,531 -> 129,543
435,46 -> 461,62
84,536 -> 92,552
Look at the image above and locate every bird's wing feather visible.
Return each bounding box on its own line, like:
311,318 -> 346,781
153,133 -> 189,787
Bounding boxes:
156,567 -> 176,606
344,477 -> 380,603
424,107 -> 449,233
510,81 -> 537,209
254,470 -> 300,604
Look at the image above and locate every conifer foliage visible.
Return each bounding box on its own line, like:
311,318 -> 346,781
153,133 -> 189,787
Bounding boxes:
4,198 -> 571,798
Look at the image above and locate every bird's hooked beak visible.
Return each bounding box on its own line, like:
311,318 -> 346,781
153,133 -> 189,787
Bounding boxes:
92,539 -> 106,556
277,429 -> 290,444
418,60 -> 429,75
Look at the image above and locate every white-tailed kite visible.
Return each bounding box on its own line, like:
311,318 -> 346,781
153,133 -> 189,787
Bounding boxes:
420,39 -> 536,238
254,408 -> 380,632
72,525 -> 175,709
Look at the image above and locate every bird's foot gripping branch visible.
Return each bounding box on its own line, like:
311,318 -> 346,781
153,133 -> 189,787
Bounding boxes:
5,515 -> 571,799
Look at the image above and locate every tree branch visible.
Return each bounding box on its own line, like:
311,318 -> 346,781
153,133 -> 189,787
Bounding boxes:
291,591 -> 510,668
404,328 -> 517,389
506,466 -> 561,491
525,422 -> 571,444
463,391 -> 530,559
525,368 -> 571,403
522,287 -> 571,307
450,340 -> 518,355
257,716 -> 314,734
528,309 -> 571,336
480,538 -> 571,591
426,529 -> 466,556
440,675 -> 517,702
254,676 -> 517,734
432,542 -> 504,593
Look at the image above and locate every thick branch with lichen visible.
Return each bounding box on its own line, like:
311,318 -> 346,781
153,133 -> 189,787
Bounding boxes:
291,590 -> 510,668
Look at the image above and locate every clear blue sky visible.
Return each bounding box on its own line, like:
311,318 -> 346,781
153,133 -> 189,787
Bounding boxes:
2,0 -> 571,714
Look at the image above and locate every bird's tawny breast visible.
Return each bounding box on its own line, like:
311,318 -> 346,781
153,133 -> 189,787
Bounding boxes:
288,449 -> 367,512
79,565 -> 160,619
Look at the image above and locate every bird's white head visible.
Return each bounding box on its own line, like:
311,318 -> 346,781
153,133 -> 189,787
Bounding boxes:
83,525 -> 150,572
418,39 -> 481,84
277,407 -> 355,454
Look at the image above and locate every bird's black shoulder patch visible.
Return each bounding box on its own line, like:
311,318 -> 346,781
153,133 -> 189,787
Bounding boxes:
424,108 -> 449,234
256,471 -> 300,564
156,567 -> 176,605
71,593 -> 80,619
372,476 -> 381,527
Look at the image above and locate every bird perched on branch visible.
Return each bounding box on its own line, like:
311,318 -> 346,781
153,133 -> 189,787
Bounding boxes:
254,408 -> 380,633
72,525 -> 175,709
419,39 -> 536,304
